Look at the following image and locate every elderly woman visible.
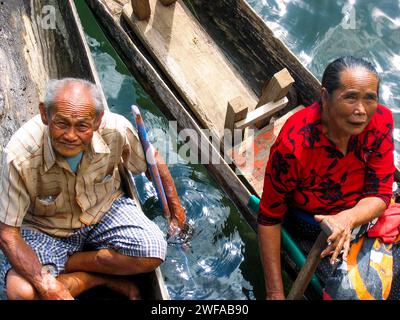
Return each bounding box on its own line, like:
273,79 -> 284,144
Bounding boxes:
258,56 -> 400,300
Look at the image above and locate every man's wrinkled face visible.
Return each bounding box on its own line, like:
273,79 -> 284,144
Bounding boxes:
39,83 -> 103,158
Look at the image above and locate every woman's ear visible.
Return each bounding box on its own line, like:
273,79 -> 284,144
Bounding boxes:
39,103 -> 49,125
321,87 -> 329,107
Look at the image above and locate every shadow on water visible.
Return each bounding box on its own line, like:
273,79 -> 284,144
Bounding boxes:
74,0 -> 266,300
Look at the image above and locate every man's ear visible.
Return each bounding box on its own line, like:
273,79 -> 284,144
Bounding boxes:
94,111 -> 104,131
39,103 -> 49,125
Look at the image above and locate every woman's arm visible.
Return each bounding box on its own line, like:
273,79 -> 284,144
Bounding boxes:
316,107 -> 394,264
315,196 -> 386,263
258,223 -> 285,300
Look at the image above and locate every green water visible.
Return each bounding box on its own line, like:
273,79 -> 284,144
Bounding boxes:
74,0 -> 266,300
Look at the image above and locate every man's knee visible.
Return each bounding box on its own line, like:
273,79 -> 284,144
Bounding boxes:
6,269 -> 37,300
137,257 -> 163,273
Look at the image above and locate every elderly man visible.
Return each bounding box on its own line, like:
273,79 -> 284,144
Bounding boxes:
0,78 -> 168,300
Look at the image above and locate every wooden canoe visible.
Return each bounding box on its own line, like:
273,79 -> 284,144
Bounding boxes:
1,0 -> 168,300
84,0 -> 323,297
84,0 -> 324,223
85,0 -> 399,299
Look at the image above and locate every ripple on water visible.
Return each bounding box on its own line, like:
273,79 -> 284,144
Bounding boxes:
165,231 -> 253,300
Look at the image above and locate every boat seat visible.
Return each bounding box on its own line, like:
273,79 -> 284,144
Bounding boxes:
226,105 -> 305,196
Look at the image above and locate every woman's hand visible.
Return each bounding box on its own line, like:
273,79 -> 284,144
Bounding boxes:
314,210 -> 355,264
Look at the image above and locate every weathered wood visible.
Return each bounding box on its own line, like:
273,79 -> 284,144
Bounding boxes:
257,69 -> 295,107
235,97 -> 288,129
159,0 -> 177,5
287,220 -> 333,300
227,105 -> 304,196
122,0 -> 258,141
131,0 -> 151,20
224,97 -> 248,143
255,68 -> 294,128
186,0 -> 320,107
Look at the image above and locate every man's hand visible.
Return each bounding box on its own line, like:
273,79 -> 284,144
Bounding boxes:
37,273 -> 74,300
314,210 -> 354,264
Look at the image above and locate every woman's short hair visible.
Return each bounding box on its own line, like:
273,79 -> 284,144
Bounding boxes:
43,78 -> 104,117
321,56 -> 380,97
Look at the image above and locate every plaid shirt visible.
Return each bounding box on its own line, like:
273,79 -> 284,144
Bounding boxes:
0,111 -> 147,237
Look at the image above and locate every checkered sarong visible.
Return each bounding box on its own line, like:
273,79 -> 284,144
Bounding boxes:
0,196 -> 167,287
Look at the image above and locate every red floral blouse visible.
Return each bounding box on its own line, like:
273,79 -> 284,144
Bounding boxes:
258,102 -> 395,226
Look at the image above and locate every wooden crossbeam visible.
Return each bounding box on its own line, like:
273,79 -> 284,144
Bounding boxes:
131,0 -> 151,20
224,97 -> 248,131
234,97 -> 288,130
159,0 -> 177,5
255,68 -> 294,128
224,97 -> 248,146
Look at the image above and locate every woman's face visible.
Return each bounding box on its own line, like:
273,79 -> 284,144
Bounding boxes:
322,67 -> 379,137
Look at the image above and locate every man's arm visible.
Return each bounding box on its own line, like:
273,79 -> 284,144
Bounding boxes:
0,222 -> 73,299
122,118 -> 186,230
153,150 -> 186,229
258,223 -> 285,300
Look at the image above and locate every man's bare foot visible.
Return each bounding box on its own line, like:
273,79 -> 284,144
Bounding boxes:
103,276 -> 141,300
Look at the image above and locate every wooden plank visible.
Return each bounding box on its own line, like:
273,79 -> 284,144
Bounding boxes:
122,0 -> 258,141
255,68 -> 294,128
287,220 -> 333,300
224,97 -> 248,142
187,0 -> 321,106
256,69 -> 294,107
131,0 -> 151,20
159,0 -> 177,5
235,97 -> 288,129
